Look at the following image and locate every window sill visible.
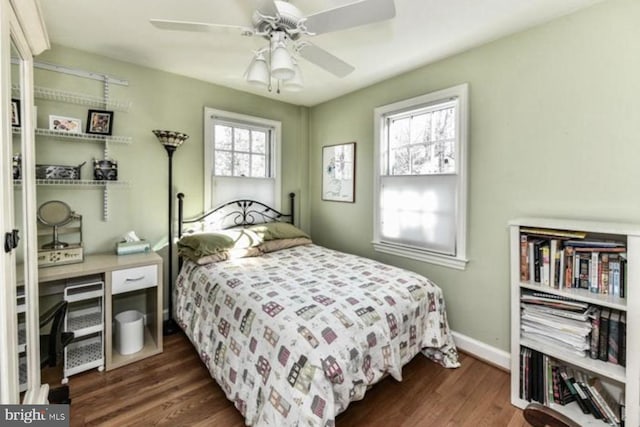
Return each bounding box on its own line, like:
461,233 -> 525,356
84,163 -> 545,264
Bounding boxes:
372,241 -> 468,270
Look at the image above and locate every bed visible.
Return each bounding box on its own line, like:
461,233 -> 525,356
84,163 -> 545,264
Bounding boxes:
174,193 -> 460,426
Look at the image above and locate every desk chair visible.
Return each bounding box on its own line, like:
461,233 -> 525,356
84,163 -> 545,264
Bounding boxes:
40,301 -> 74,404
523,403 -> 581,427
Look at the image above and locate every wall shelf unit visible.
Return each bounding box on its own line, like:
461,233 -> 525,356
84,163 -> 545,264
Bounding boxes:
509,217 -> 640,427
12,83 -> 132,111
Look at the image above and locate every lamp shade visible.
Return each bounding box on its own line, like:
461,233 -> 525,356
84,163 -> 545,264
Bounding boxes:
246,53 -> 269,87
152,130 -> 189,149
270,42 -> 295,81
283,62 -> 303,91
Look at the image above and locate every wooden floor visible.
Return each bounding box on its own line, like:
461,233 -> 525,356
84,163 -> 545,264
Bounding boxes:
64,333 -> 529,426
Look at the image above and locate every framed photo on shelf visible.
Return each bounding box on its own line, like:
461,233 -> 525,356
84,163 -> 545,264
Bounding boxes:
49,115 -> 82,133
11,98 -> 20,127
86,109 -> 114,135
322,142 -> 356,203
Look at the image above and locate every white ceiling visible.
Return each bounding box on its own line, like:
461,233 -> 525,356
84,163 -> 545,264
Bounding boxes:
38,0 -> 602,107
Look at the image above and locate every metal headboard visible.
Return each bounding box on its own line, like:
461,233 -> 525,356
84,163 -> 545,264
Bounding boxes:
177,192 -> 295,239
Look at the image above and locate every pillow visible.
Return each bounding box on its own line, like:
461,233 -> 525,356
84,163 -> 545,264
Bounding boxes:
194,246 -> 262,265
258,237 -> 312,253
249,222 -> 309,241
177,228 -> 263,259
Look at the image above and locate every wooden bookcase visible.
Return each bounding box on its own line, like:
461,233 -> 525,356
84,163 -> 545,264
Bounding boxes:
509,218 -> 639,427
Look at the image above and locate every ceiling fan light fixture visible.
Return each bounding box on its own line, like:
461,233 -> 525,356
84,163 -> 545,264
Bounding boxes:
270,42 -> 295,81
283,62 -> 303,91
246,52 -> 270,86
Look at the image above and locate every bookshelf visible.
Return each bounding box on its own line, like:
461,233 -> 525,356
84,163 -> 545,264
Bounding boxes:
509,218 -> 640,427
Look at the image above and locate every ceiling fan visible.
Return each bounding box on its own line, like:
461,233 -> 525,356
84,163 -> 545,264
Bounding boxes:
150,0 -> 396,91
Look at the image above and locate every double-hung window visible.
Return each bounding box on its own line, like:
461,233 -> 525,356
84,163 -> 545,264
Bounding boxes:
204,107 -> 281,210
373,84 -> 468,269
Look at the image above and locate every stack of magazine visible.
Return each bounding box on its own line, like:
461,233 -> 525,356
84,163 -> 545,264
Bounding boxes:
521,291 -> 595,357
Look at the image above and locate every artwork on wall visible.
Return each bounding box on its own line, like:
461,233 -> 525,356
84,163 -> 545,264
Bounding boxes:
86,109 -> 114,135
49,115 -> 82,133
322,142 -> 356,203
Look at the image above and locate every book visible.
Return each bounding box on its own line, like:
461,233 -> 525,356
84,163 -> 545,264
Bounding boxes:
589,251 -> 599,293
573,380 -> 603,418
520,234 -> 529,281
589,307 -> 601,360
564,246 -> 574,289
619,312 -> 626,367
600,253 -> 610,294
610,256 -> 621,296
520,227 -> 587,239
598,308 -> 611,362
589,378 -> 621,425
579,381 -> 606,420
576,253 -> 590,289
608,310 -> 620,365
558,368 -> 590,414
549,239 -> 559,288
541,243 -> 550,286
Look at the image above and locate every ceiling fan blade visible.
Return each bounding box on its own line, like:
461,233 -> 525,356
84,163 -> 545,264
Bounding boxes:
297,42 -> 355,78
303,0 -> 395,35
256,0 -> 279,18
150,19 -> 252,35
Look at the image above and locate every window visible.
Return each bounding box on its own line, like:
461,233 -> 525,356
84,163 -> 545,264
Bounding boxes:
373,84 -> 468,270
204,108 -> 281,209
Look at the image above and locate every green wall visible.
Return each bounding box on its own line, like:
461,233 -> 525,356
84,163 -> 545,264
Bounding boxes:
308,0 -> 640,352
32,45 -> 309,308
35,0 -> 640,353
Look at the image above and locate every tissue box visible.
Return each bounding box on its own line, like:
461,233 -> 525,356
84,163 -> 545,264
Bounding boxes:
116,241 -> 150,255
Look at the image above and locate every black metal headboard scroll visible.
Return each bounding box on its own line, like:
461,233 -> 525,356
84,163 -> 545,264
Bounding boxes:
177,192 -> 295,239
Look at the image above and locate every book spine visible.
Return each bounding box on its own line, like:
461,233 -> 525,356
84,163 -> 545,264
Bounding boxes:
590,307 -> 601,360
589,251 -> 599,293
520,234 -> 529,282
608,310 -> 620,365
541,243 -> 550,286
601,253 -> 609,294
619,312 -> 626,367
573,381 -> 602,418
564,246 -> 573,289
599,308 -> 611,362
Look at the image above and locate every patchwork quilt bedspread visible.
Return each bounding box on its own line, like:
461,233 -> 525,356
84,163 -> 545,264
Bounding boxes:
175,244 -> 459,426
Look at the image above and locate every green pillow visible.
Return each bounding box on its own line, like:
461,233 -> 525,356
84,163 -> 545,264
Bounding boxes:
249,222 -> 309,241
177,233 -> 235,258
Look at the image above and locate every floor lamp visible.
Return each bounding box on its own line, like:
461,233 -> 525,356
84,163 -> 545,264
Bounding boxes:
153,129 -> 189,335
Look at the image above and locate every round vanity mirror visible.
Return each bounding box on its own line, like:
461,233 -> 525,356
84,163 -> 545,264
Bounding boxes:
38,200 -> 74,249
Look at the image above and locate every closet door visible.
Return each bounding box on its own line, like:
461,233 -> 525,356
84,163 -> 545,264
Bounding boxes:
0,0 -> 48,404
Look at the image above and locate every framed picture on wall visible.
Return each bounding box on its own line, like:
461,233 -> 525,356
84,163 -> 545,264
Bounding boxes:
322,142 -> 356,203
86,109 -> 114,135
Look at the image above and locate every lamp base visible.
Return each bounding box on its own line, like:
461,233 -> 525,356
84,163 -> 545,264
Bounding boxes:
163,318 -> 180,336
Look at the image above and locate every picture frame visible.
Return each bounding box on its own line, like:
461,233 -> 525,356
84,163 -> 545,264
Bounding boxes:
11,98 -> 20,127
49,115 -> 82,133
86,109 -> 114,135
322,142 -> 356,203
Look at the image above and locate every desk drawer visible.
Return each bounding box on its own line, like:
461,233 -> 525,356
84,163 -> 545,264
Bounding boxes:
111,265 -> 157,295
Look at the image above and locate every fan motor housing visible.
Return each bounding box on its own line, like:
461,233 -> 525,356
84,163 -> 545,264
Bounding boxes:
253,1 -> 304,40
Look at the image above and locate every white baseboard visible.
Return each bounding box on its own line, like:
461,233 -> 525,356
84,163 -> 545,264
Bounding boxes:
451,330 -> 511,371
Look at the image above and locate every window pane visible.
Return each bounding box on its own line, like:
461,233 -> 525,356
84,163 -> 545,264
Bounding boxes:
410,144 -> 427,174
432,107 -> 455,140
389,117 -> 409,148
215,125 -> 232,150
251,154 -> 266,177
234,128 -> 250,152
252,131 -> 266,154
215,151 -> 232,176
235,153 -> 250,177
390,147 -> 410,175
410,113 -> 429,144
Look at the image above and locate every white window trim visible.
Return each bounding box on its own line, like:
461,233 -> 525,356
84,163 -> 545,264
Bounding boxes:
372,83 -> 469,270
203,107 -> 282,211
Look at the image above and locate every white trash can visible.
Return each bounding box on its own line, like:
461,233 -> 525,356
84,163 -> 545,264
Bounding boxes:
115,310 -> 144,355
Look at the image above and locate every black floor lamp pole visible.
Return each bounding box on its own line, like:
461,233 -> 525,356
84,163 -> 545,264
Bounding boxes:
163,145 -> 179,335
152,130 -> 189,336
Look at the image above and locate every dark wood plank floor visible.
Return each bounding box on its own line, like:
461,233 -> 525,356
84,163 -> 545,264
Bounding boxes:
63,333 -> 528,426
